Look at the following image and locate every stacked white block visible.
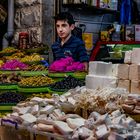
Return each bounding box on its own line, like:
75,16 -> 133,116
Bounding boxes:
88,61 -> 113,76
86,61 -> 118,89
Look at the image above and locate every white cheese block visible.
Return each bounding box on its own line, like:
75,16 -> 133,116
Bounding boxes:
132,48 -> 140,64
12,106 -> 21,112
131,80 -> 140,94
66,118 -> 85,129
77,127 -> 93,139
95,124 -> 109,139
31,105 -> 39,115
112,115 -> 126,125
27,101 -> 38,106
98,114 -> 112,125
53,121 -> 73,135
112,64 -> 119,77
31,97 -> 44,103
111,110 -> 122,118
124,117 -> 136,127
128,94 -> 140,100
37,114 -> 53,125
108,132 -> 126,140
11,112 -> 19,117
129,64 -> 140,80
40,105 -> 55,114
53,109 -> 64,118
59,95 -> 67,102
88,61 -> 113,76
67,97 -> 76,105
63,92 -> 72,97
20,113 -> 37,123
37,123 -> 54,132
17,102 -> 26,107
118,79 -> 130,92
112,64 -> 129,79
44,98 -> 55,104
19,107 -> 31,115
86,75 -> 118,89
124,51 -> 132,64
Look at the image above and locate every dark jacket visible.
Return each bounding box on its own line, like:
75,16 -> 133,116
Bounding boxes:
51,35 -> 89,62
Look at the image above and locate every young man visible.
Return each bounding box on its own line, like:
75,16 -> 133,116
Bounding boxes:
51,12 -> 89,71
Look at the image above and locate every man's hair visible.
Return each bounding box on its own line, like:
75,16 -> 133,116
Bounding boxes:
54,12 -> 75,25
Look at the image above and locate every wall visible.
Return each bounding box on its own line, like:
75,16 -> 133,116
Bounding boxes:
14,0 -> 55,62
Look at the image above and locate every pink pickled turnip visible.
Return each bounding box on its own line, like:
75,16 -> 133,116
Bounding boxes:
49,57 -> 86,72
1,60 -> 28,70
77,63 -> 85,71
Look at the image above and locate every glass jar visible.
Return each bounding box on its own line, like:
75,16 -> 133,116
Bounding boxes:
19,32 -> 29,49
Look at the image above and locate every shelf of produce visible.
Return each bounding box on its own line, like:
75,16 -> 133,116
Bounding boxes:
20,70 -> 48,77
47,87 -> 66,95
62,3 -> 119,14
48,72 -> 73,78
17,86 -> 49,93
48,71 -> 87,79
90,41 -> 140,61
0,84 -> 18,90
73,72 -> 87,79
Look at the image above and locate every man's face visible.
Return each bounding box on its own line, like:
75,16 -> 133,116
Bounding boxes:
56,20 -> 74,40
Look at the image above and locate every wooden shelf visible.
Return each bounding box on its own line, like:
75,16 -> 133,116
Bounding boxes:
62,3 -> 119,14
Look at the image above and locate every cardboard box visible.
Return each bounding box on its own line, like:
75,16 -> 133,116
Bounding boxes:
129,64 -> 140,81
118,64 -> 129,80
131,80 -> 140,94
131,48 -> 140,64
118,79 -> 130,92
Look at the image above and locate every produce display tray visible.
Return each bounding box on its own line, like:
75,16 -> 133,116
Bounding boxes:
73,72 -> 87,79
18,84 -> 49,88
48,71 -> 87,79
0,103 -> 16,111
18,87 -> 49,93
0,70 -> 20,74
24,46 -> 48,53
48,72 -> 73,78
0,84 -> 18,90
23,61 -> 42,65
20,70 -> 48,76
0,52 -> 14,56
47,87 -> 66,95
